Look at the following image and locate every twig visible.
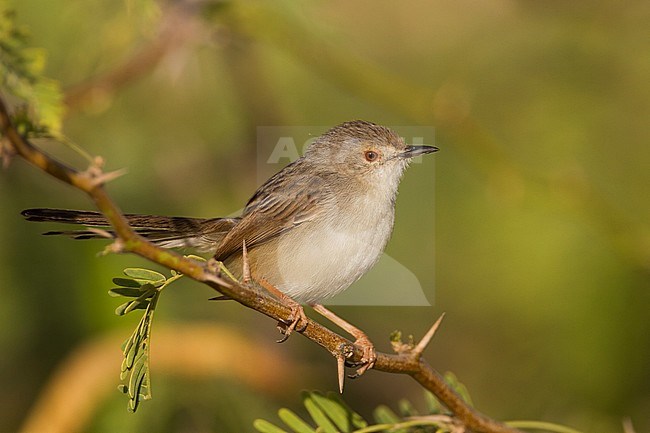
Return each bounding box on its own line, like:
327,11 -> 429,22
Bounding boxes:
0,96 -> 522,433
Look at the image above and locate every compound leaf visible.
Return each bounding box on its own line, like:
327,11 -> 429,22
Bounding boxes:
253,419 -> 289,433
278,408 -> 315,433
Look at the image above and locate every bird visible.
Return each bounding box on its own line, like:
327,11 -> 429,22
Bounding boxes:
22,120 -> 438,383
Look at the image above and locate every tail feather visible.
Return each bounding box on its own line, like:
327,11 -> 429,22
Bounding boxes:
22,208 -> 239,251
22,208 -> 113,225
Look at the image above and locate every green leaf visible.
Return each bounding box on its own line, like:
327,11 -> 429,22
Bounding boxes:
122,300 -> 148,315
123,268 -> 166,283
128,355 -> 146,398
372,405 -> 410,433
118,290 -> 159,412
109,287 -> 142,298
112,277 -> 142,288
278,408 -> 315,433
389,330 -> 402,343
423,390 -> 443,415
324,393 -> 367,429
30,77 -> 63,134
443,372 -> 473,407
397,399 -> 418,417
372,405 -> 401,425
254,389 -> 495,433
0,5 -> 64,136
303,396 -> 337,433
115,299 -> 149,316
114,283 -> 158,316
123,345 -> 140,372
109,261 -> 190,411
115,301 -> 131,316
253,419 -> 289,433
308,391 -> 359,432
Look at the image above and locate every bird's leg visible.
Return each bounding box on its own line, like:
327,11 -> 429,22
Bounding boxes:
310,304 -> 376,379
258,277 -> 308,342
238,240 -> 307,341
241,240 -> 251,283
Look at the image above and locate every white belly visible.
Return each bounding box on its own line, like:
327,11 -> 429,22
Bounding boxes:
270,201 -> 394,304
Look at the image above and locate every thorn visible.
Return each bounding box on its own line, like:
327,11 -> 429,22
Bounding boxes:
89,168 -> 127,187
336,345 -> 349,393
208,295 -> 231,301
242,239 -> 251,283
204,272 -> 232,288
93,156 -> 105,169
80,156 -> 126,187
337,355 -> 345,393
99,239 -> 125,256
336,343 -> 358,386
412,312 -> 445,359
84,156 -> 104,178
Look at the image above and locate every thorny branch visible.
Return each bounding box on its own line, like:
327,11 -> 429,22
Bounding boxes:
0,96 -> 522,433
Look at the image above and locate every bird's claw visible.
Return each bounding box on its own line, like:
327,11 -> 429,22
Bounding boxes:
276,301 -> 308,343
347,336 -> 376,378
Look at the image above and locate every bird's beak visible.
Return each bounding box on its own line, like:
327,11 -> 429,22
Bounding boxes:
400,145 -> 439,158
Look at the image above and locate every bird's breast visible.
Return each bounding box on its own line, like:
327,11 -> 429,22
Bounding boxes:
251,190 -> 396,304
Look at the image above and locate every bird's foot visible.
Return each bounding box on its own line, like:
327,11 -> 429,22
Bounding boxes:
276,298 -> 308,343
347,334 -> 376,378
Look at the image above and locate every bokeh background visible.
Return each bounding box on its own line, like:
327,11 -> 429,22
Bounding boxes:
1,1 -> 649,432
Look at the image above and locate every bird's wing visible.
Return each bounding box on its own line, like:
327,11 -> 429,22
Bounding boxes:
213,162 -> 331,261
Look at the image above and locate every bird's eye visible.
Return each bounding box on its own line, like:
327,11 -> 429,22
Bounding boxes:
364,150 -> 379,162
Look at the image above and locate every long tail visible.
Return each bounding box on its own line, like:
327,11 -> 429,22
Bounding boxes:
22,208 -> 239,252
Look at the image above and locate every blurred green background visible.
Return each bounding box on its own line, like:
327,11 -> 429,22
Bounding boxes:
1,0 -> 649,432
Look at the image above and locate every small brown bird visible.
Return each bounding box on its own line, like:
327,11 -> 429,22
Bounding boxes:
23,120 -> 438,384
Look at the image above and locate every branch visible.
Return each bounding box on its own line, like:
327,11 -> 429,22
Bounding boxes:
0,96 -> 521,433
